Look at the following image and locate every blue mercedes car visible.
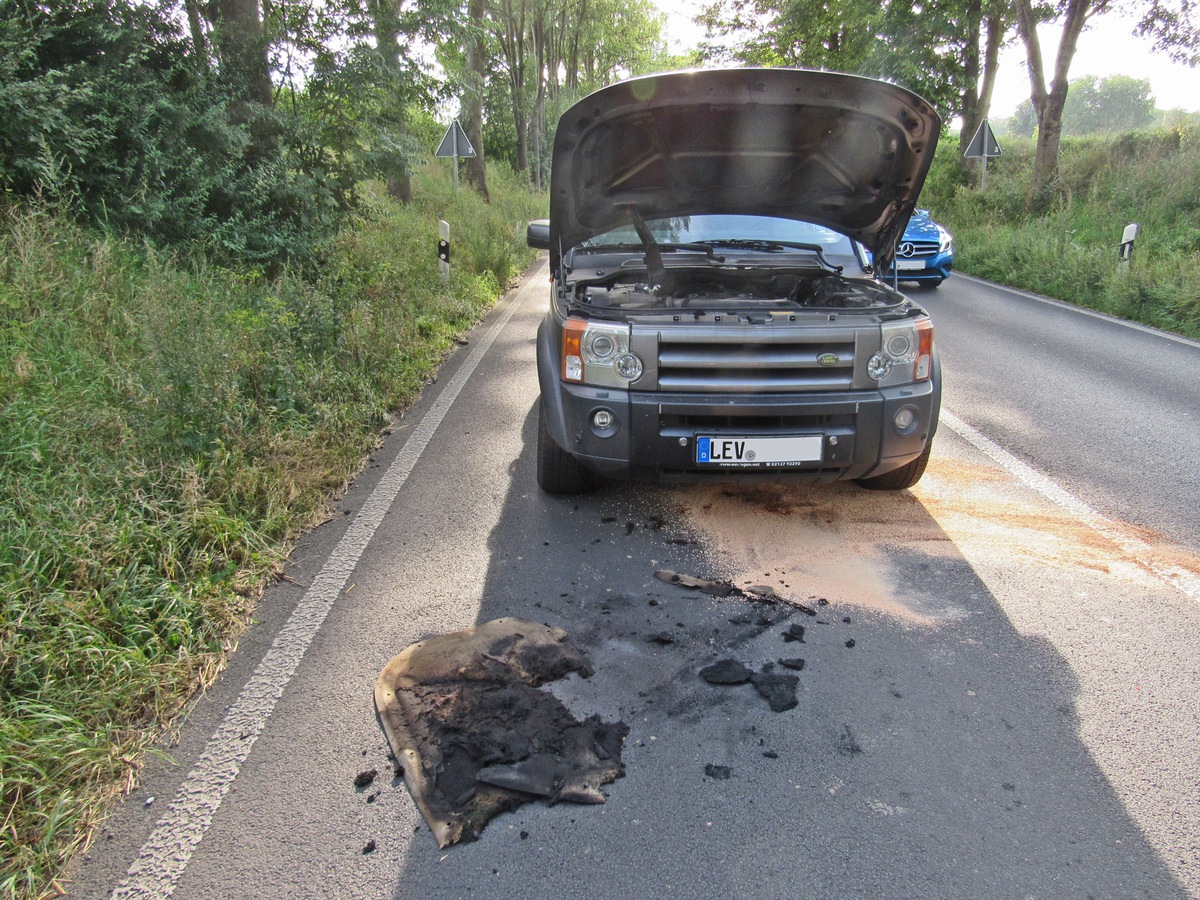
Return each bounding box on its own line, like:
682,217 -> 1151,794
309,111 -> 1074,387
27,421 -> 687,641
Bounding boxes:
877,209 -> 954,286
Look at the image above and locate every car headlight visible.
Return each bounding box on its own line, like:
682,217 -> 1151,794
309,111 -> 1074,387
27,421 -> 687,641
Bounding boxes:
937,226 -> 954,255
869,318 -> 933,387
562,318 -> 643,388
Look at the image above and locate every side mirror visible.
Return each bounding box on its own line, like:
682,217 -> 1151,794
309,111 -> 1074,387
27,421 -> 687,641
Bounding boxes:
527,219 -> 550,249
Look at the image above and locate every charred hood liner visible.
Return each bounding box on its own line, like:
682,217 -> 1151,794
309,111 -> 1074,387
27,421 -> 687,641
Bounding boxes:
547,68 -> 941,275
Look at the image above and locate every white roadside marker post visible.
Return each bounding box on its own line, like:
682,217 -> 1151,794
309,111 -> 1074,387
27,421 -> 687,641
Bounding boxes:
438,219 -> 450,284
1119,223 -> 1139,266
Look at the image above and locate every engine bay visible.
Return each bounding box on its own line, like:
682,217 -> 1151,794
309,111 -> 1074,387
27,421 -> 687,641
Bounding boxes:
572,270 -> 905,312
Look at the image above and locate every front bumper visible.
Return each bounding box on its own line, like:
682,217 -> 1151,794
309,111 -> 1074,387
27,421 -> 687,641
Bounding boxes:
883,251 -> 954,283
544,380 -> 938,484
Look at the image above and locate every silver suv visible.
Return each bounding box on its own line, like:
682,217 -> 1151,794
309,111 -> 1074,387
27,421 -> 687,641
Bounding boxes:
528,68 -> 942,493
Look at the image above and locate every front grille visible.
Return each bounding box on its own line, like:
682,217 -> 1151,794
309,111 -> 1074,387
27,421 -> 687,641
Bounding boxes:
642,325 -> 859,393
897,241 -> 939,260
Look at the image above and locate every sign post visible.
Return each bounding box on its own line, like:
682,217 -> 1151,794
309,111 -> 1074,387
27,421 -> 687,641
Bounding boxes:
964,119 -> 1003,193
434,121 -> 477,195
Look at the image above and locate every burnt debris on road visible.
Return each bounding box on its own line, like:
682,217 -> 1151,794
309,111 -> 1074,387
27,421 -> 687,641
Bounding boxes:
374,618 -> 628,848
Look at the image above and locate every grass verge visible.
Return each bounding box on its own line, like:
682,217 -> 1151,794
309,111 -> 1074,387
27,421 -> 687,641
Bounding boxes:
0,162 -> 545,899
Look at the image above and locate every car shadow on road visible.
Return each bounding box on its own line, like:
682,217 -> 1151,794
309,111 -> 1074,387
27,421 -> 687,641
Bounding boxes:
388,400 -> 1189,900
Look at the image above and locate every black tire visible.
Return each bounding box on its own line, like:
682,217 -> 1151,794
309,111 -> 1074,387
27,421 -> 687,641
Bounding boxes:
537,399 -> 593,493
856,439 -> 933,491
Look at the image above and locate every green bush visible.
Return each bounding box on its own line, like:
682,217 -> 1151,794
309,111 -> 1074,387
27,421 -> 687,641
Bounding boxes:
0,0 -> 341,267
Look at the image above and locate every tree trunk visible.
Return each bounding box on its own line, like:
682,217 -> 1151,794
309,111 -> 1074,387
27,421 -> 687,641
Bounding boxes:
959,0 -> 1005,187
566,0 -> 584,92
1031,98 -> 1065,201
211,0 -> 273,107
531,84 -> 544,190
369,0 -> 412,203
183,0 -> 208,68
389,174 -> 413,206
978,4 -> 1003,122
530,15 -> 546,190
499,0 -> 530,179
464,0 -> 489,200
958,0 -> 983,164
514,111 -> 529,175
208,0 -> 275,159
1016,0 -> 1094,205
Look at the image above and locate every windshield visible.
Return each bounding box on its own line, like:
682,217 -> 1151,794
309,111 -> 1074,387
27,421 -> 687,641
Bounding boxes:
582,215 -> 854,251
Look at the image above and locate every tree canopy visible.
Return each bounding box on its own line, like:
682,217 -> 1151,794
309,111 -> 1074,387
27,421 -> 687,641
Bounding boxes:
1007,75 -> 1158,138
3,0 -> 1196,254
693,0 -> 1196,204
697,0 -> 1011,129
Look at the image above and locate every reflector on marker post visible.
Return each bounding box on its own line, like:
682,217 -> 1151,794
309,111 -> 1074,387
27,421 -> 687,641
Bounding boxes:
438,220 -> 450,283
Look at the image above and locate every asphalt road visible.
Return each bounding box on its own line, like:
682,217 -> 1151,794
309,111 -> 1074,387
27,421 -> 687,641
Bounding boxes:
69,263 -> 1200,900
918,275 -> 1200,552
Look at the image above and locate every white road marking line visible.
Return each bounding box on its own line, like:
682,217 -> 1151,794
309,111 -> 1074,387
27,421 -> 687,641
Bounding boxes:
941,409 -> 1200,600
112,261 -> 548,899
955,274 -> 1200,350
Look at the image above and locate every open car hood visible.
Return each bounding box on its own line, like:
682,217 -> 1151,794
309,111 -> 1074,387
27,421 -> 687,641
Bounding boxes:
547,68 -> 941,274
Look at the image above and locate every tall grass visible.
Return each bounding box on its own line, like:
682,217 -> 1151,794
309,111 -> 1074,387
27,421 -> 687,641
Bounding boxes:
922,126 -> 1200,339
0,162 -> 545,899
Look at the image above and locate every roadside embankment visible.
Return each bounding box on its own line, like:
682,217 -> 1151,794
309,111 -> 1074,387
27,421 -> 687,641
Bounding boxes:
0,163 -> 545,899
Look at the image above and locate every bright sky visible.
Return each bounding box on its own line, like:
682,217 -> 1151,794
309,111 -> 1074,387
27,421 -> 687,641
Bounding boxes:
654,1 -> 1200,115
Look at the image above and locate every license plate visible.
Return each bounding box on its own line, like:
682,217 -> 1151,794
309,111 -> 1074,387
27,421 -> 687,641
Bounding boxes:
896,259 -> 926,270
696,435 -> 823,467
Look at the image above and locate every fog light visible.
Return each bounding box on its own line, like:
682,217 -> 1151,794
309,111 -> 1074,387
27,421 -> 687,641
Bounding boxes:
894,406 -> 919,434
593,409 -> 614,430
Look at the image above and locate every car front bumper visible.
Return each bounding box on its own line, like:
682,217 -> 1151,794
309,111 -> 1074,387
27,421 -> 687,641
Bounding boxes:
883,251 -> 954,282
542,379 -> 938,484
